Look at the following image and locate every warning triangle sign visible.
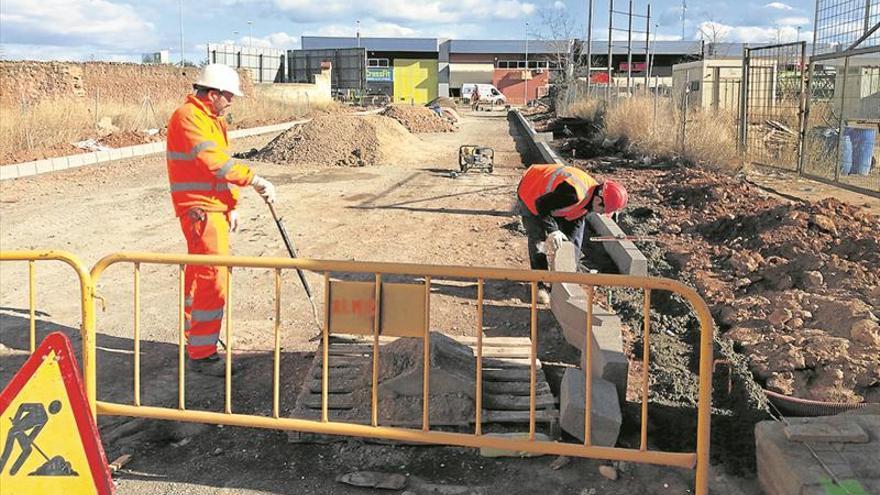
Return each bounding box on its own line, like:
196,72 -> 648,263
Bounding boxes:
0,332 -> 114,495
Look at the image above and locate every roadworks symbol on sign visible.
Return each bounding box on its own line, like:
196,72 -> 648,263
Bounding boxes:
0,332 -> 113,495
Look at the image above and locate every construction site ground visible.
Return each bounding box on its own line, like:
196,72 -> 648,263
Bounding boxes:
4,108 -> 877,494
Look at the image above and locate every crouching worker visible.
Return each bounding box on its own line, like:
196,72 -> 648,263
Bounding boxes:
166,64 -> 277,376
516,164 -> 628,304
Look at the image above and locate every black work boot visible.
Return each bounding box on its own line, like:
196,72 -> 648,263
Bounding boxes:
187,353 -> 238,377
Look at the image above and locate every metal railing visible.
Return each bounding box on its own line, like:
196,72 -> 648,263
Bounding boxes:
0,250 -> 97,417
2,250 -> 715,494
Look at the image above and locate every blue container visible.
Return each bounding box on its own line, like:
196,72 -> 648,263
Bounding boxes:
844,127 -> 877,175
839,135 -> 853,176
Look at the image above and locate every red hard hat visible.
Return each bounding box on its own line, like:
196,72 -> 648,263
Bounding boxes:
601,180 -> 628,214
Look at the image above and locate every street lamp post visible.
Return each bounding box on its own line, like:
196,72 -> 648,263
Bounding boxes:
524,21 -> 529,107
248,20 -> 253,48
178,0 -> 185,66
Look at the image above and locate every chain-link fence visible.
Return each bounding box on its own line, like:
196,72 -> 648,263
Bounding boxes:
801,0 -> 879,195
739,42 -> 807,171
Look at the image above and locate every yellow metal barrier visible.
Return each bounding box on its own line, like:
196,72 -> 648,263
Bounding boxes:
0,250 -> 98,417
89,251 -> 714,494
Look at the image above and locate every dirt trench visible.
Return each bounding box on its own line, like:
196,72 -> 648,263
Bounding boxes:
538,111 -> 879,474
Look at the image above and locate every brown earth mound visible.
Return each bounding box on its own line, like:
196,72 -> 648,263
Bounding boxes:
251,114 -> 422,167
614,164 -> 880,403
383,105 -> 456,134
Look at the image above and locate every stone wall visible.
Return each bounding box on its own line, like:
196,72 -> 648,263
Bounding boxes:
0,61 -> 255,107
253,67 -> 332,107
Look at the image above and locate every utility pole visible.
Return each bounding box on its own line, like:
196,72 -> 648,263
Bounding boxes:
356,20 -> 361,47
681,0 -> 687,40
178,0 -> 185,66
645,3 -> 651,90
626,0 -> 633,94
524,21 -> 529,107
586,0 -> 594,92
248,20 -> 253,48
607,0 -> 614,99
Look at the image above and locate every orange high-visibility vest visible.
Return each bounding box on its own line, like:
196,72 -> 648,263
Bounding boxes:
517,164 -> 598,221
166,95 -> 254,217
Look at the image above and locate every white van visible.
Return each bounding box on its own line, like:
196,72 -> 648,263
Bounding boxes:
461,83 -> 507,105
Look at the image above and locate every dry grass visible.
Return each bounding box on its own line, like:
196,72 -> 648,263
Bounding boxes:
0,94 -> 317,161
600,96 -> 740,169
567,98 -> 605,121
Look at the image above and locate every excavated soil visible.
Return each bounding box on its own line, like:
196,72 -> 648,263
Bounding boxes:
250,114 -> 424,167
382,105 -> 457,134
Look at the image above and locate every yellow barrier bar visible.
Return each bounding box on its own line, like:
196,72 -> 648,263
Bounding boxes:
85,251 -> 715,495
225,268 -> 233,414
178,264 -> 186,410
28,260 -> 35,353
475,278 -> 484,436
134,263 -> 141,407
422,276 -> 432,432
273,269 -> 281,419
529,281 -> 537,441
1,251 -> 96,416
584,285 -> 594,446
321,272 -> 330,423
371,274 -> 381,427
96,400 -> 698,468
640,289 -> 651,451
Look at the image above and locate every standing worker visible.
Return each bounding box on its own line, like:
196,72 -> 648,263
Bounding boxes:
166,64 -> 277,376
516,164 -> 628,303
471,86 -> 481,111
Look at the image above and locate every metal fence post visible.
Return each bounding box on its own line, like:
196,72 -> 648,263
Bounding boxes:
738,47 -> 750,154
833,55 -> 850,183
796,41 -> 809,174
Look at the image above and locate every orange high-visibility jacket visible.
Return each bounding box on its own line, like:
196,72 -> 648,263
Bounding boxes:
517,164 -> 598,221
166,95 -> 254,217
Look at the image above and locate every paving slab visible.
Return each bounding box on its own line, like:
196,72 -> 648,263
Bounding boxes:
756,414 -> 880,495
559,368 -> 621,446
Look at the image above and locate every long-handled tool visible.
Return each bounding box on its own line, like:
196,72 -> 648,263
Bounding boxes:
589,235 -> 660,242
268,202 -> 322,335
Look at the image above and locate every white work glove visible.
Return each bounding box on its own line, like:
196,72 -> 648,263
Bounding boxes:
547,231 -> 568,251
535,241 -> 548,254
251,175 -> 276,204
227,210 -> 239,232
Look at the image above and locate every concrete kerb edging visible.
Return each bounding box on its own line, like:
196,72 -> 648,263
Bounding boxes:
509,109 -> 647,277
0,118 -> 313,181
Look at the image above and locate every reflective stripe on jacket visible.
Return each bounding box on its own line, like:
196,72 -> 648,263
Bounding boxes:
517,164 -> 598,221
166,95 -> 254,217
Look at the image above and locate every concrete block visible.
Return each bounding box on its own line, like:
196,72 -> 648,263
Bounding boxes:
80,152 -> 98,166
785,419 -> 869,444
756,417 -> 880,495
65,154 -> 83,169
551,241 -> 579,273
51,157 -> 69,171
95,150 -> 111,163
0,164 -> 18,181
120,145 -> 134,158
587,213 -> 648,276
559,368 -> 621,447
34,159 -> 53,174
108,149 -> 123,161
17,161 -> 36,177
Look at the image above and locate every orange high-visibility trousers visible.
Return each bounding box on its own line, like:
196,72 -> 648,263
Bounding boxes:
179,207 -> 230,359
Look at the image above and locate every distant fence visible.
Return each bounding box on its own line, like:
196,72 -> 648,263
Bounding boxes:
207,44 -> 286,84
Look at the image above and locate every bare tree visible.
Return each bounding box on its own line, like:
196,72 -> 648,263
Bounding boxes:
697,21 -> 728,58
535,6 -> 582,85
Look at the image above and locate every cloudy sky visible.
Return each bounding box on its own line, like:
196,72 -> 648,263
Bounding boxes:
0,0 -> 817,62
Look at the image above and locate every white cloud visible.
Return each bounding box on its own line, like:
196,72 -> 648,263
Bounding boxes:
221,32 -> 300,49
694,20 -> 811,43
553,1 -> 566,10
271,0 -> 535,23
0,42 -> 141,62
310,22 -> 418,37
0,0 -> 156,49
764,2 -> 794,10
776,16 -> 810,26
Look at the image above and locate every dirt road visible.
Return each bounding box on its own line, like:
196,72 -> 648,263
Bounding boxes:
0,111 -> 753,494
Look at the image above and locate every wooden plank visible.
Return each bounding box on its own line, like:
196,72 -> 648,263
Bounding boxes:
326,345 -> 531,359
483,393 -> 556,410
482,381 -> 550,395
482,410 -> 559,423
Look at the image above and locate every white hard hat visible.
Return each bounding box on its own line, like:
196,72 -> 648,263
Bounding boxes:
194,63 -> 243,96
